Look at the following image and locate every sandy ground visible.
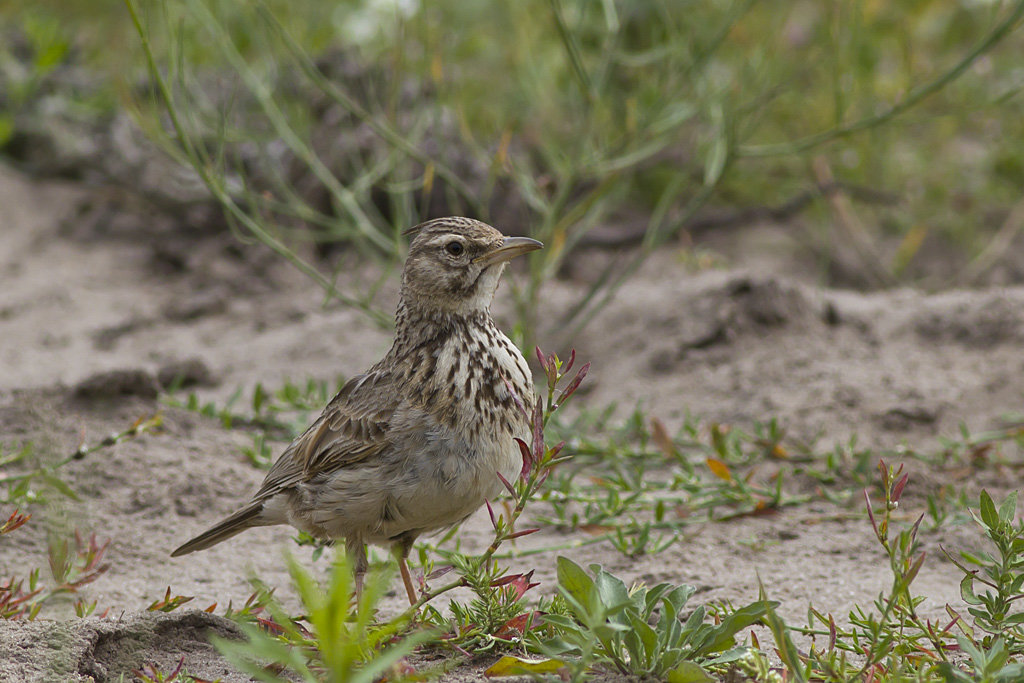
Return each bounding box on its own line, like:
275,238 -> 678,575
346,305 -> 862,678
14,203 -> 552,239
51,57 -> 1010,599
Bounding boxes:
1,162 -> 1022,681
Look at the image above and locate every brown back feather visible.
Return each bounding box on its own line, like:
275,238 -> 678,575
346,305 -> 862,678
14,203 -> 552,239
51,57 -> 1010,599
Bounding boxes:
252,369 -> 397,501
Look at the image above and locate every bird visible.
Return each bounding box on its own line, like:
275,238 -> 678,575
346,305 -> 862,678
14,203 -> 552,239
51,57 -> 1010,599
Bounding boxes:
171,217 -> 542,606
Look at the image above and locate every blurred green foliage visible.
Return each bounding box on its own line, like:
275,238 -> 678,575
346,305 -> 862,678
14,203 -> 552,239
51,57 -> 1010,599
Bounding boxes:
2,0 -> 1023,321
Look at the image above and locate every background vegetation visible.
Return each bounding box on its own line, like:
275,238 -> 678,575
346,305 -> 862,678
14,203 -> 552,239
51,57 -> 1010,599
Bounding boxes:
3,0 -> 1024,335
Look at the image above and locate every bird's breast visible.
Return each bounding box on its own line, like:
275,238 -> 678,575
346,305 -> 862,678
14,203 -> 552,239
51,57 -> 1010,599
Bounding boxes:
413,324 -> 533,490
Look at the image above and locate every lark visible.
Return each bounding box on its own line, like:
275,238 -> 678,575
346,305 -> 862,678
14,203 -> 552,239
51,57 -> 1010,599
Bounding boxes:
171,217 -> 541,605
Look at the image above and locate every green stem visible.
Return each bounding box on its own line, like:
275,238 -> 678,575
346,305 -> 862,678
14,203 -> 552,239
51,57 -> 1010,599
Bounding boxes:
547,0 -> 594,103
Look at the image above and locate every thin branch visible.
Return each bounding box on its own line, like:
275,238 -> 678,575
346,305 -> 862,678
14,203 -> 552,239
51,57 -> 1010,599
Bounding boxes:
547,0 -> 594,103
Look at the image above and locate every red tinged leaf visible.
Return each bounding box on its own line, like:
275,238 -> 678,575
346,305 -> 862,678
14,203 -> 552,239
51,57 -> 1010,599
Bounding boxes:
864,490 -> 878,538
256,617 -> 281,634
650,418 -> 677,460
945,605 -> 971,638
506,527 -> 540,540
485,499 -> 500,530
496,471 -> 517,497
891,473 -> 909,503
451,643 -> 473,659
490,570 -> 539,601
564,348 -> 576,373
490,573 -> 524,587
494,610 -> 545,640
515,438 -> 533,480
494,614 -> 527,639
1,510 -> 30,534
904,551 -> 926,584
556,362 -> 590,406
168,657 -> 185,679
535,346 -> 549,371
531,400 -> 544,464
909,513 -> 924,542
426,565 -> 454,580
546,354 -> 558,389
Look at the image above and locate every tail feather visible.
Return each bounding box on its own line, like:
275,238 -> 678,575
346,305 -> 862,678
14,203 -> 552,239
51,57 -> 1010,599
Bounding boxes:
171,502 -> 265,557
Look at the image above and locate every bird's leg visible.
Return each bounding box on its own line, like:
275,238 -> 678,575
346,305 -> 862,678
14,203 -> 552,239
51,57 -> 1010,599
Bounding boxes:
393,536 -> 419,606
346,537 -> 368,600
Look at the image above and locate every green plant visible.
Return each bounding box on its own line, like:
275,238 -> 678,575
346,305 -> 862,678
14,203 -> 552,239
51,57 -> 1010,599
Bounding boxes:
1,414 -> 162,506
528,556 -> 767,681
753,462 -> 1024,682
213,552 -> 430,683
937,636 -> 1024,683
134,656 -> 218,683
123,0 -> 1024,342
147,587 -> 197,613
1,520 -> 111,620
749,465 -> 917,680
424,566 -> 542,655
943,491 -> 1024,652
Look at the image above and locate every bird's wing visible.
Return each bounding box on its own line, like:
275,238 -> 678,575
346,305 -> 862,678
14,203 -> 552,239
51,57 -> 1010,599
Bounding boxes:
252,369 -> 396,500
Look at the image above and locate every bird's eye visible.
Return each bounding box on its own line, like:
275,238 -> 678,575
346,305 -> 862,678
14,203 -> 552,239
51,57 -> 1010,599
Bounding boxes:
445,241 -> 464,256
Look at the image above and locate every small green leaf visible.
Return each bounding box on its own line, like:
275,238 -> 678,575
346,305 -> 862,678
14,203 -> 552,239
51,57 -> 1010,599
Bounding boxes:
643,583 -> 675,616
253,382 -> 268,413
663,584 -> 696,614
41,471 -> 79,501
936,661 -> 975,683
979,490 -> 998,529
667,662 -> 714,683
997,490 -> 1018,524
484,655 -> 567,678
700,600 -> 774,655
34,40 -> 69,72
556,556 -> 594,606
593,568 -> 630,615
627,610 -> 658,666
703,103 -> 729,187
705,646 -> 751,666
759,582 -> 808,683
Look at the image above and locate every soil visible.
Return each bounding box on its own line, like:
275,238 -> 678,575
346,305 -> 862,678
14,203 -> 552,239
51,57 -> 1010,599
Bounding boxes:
1,160 -> 1022,682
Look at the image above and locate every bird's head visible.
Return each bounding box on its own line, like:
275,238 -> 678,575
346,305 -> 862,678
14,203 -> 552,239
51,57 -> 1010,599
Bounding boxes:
400,217 -> 542,316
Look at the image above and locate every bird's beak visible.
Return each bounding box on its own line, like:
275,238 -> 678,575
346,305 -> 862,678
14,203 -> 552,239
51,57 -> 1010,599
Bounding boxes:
473,236 -> 544,267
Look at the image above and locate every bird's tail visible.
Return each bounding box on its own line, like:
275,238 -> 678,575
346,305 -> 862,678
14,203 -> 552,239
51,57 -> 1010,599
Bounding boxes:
171,502 -> 265,557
